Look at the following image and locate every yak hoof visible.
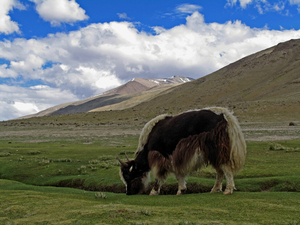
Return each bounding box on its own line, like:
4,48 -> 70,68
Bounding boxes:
223,189 -> 233,195
149,189 -> 160,196
210,188 -> 222,193
223,187 -> 236,195
177,189 -> 187,195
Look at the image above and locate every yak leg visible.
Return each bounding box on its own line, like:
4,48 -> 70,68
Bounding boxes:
210,167 -> 224,193
176,175 -> 187,195
150,178 -> 165,196
149,168 -> 168,196
221,165 -> 236,195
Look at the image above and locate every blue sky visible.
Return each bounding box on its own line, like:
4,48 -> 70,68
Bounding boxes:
1,0 -> 300,120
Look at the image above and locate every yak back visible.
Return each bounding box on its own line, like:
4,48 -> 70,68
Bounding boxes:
143,110 -> 224,159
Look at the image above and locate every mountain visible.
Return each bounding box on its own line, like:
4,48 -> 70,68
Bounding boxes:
19,39 -> 300,121
20,76 -> 193,118
135,39 -> 300,106
133,39 -> 300,120
103,77 -> 192,95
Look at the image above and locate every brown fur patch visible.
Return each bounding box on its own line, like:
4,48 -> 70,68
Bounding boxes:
173,115 -> 230,170
200,116 -> 230,167
172,135 -> 199,172
148,151 -> 172,179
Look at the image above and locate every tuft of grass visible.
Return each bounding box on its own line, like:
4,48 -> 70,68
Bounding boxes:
140,209 -> 152,216
38,159 -> 50,166
52,158 -> 72,162
275,181 -> 300,192
89,159 -> 100,164
178,222 -> 198,225
269,142 -> 300,152
0,152 -> 10,157
95,192 -> 107,199
89,155 -> 120,169
269,143 -> 286,151
77,166 -> 87,174
27,150 -> 41,155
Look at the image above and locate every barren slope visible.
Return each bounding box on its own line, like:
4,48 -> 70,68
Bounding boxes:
134,39 -> 300,118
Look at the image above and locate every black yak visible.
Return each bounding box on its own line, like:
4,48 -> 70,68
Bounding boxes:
117,107 -> 246,195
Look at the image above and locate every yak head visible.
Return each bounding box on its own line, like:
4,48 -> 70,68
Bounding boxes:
117,153 -> 150,195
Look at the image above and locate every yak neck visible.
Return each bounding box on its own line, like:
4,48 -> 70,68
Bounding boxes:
135,145 -> 151,172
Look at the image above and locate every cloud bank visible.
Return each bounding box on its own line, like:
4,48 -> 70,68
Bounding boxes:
30,0 -> 89,26
1,10 -> 300,120
227,0 -> 300,13
0,0 -> 25,34
0,0 -> 88,34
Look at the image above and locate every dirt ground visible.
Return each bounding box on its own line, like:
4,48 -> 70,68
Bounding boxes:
0,124 -> 140,142
242,123 -> 300,141
0,121 -> 299,143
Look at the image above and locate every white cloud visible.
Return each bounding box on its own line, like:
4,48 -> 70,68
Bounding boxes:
10,54 -> 44,73
290,0 -> 300,5
1,12 -> 300,120
0,64 -> 18,78
117,13 -> 130,20
226,0 -> 253,8
0,84 -> 78,121
13,102 -> 40,114
95,74 -> 122,90
254,1 -> 284,14
30,0 -> 89,26
176,4 -> 202,14
76,66 -> 122,91
289,0 -> 300,12
0,0 -> 25,34
227,0 -> 298,14
273,2 -> 286,11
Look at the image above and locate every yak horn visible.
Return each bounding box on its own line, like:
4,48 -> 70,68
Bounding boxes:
116,154 -> 128,166
125,152 -> 130,161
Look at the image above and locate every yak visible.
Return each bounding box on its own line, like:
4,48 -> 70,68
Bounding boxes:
117,107 -> 247,195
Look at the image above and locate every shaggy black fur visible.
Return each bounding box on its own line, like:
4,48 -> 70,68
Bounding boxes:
120,109 -> 225,195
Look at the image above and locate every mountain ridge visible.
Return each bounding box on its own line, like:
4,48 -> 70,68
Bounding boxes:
19,76 -> 193,119
138,39 -> 300,107
17,39 -> 300,121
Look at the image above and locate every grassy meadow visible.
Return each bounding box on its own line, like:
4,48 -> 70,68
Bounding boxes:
0,129 -> 300,224
1,179 -> 299,225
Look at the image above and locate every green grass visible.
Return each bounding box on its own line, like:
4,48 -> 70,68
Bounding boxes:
1,179 -> 300,225
1,138 -> 300,224
1,139 -> 300,192
0,138 -> 137,188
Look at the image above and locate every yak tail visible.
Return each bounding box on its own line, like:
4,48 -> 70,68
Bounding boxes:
206,107 -> 247,173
